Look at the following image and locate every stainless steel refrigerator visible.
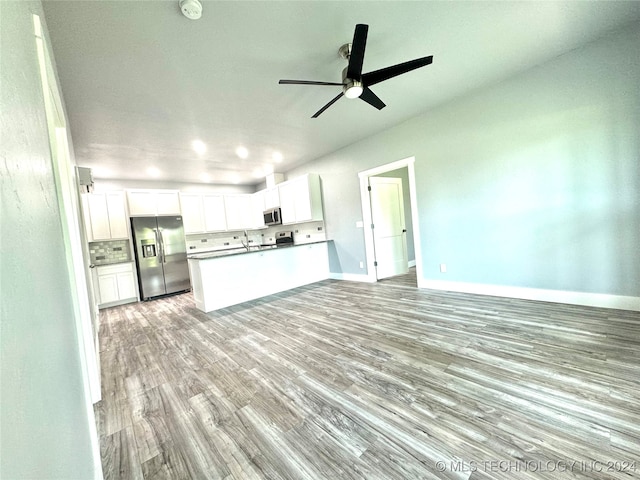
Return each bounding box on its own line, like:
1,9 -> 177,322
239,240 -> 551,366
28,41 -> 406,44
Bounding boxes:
131,216 -> 191,300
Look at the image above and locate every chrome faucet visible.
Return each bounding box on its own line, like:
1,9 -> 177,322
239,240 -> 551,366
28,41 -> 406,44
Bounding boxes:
241,230 -> 250,250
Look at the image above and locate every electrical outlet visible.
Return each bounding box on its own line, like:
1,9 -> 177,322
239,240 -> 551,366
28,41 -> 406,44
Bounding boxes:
440,263 -> 447,273
359,261 -> 364,269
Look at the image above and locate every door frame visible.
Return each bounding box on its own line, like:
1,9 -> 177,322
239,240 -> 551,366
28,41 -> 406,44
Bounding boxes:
358,156 -> 423,284
33,12 -> 103,478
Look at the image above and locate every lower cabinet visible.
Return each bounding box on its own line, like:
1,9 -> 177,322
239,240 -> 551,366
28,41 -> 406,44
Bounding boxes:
95,262 -> 138,307
189,242 -> 329,312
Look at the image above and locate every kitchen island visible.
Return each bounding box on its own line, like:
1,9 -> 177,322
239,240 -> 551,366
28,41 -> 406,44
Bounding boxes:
188,241 -> 330,312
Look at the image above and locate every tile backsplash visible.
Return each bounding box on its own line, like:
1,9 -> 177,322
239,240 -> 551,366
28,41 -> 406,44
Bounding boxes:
296,222 -> 326,244
89,239 -> 131,265
185,230 -> 263,253
185,222 -> 327,254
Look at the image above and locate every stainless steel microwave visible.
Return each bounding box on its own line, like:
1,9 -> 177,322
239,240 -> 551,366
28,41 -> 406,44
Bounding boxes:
263,207 -> 282,226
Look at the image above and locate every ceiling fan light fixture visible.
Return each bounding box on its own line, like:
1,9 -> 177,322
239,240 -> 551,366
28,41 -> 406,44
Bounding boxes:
344,80 -> 363,99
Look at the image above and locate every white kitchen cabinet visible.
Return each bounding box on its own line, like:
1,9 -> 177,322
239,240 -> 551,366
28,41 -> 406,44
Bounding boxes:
279,173 -> 323,224
126,190 -> 156,215
97,274 -> 119,304
263,187 -> 280,209
95,262 -> 137,307
180,194 -> 206,233
278,181 -> 297,224
127,189 -> 180,216
115,270 -> 137,299
224,194 -> 255,231
189,241 -> 329,312
156,191 -> 181,215
203,194 -> 227,232
85,194 -> 110,240
251,192 -> 266,228
105,192 -> 128,238
82,192 -> 128,241
181,193 -> 227,233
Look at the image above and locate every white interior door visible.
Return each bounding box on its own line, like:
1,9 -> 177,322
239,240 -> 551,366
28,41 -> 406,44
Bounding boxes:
369,176 -> 408,279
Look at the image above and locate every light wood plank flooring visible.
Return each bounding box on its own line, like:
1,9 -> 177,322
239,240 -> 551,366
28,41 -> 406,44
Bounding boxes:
96,273 -> 640,479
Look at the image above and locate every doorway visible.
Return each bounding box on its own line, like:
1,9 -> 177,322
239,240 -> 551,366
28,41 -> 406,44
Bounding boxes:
359,157 -> 422,286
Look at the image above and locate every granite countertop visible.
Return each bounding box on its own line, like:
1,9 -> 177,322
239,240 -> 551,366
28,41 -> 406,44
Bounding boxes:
188,240 -> 328,260
92,260 -> 134,268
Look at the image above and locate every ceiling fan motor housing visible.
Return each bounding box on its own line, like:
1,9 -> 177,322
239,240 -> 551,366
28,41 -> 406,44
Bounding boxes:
342,67 -> 363,99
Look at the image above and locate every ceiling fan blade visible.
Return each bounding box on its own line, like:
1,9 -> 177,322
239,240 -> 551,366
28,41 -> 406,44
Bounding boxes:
279,80 -> 344,86
346,24 -> 368,79
362,55 -> 433,87
312,92 -> 344,118
359,87 -> 385,110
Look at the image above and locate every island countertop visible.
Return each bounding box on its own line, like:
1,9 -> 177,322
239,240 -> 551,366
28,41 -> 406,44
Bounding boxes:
187,240 -> 329,260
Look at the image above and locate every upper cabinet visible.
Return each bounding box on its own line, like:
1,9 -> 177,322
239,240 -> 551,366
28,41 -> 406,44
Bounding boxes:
278,173 -> 323,224
98,174 -> 323,238
180,193 -> 206,234
180,193 -> 228,234
263,187 -> 280,210
203,195 -> 227,232
156,191 -> 181,215
224,194 -> 257,231
82,192 -> 128,241
127,189 -> 180,216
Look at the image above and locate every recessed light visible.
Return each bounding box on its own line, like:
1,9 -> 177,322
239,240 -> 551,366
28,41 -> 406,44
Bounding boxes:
200,173 -> 211,182
235,146 -> 249,159
147,166 -> 161,177
192,140 -> 207,155
252,168 -> 264,178
272,152 -> 283,163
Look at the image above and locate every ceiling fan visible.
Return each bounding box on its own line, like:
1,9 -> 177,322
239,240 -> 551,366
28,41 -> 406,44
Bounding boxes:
279,24 -> 433,118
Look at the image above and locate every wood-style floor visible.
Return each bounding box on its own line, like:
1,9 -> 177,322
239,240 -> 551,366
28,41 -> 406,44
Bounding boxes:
96,271 -> 640,479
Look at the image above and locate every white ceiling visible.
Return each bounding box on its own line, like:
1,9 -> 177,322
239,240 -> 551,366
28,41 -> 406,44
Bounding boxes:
42,1 -> 640,186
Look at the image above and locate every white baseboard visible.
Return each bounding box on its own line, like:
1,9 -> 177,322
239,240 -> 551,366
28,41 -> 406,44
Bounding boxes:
408,259 -> 416,268
419,279 -> 640,312
98,297 -> 138,309
329,272 -> 377,283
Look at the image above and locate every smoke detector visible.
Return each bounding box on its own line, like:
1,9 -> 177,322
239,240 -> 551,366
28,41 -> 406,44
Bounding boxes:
180,0 -> 202,20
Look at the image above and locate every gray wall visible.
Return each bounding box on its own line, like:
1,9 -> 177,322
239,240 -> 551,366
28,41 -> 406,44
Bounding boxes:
376,167 -> 415,263
0,1 -> 99,478
289,24 -> 640,296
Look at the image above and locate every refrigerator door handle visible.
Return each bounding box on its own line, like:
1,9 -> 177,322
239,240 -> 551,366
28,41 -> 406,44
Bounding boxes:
155,228 -> 164,264
159,230 -> 167,264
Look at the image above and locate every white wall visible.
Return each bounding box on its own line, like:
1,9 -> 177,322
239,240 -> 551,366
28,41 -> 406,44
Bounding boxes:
289,24 -> 640,302
0,1 -> 100,478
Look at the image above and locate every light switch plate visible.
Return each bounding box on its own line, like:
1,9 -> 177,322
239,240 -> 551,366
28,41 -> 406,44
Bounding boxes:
356,220 -> 364,228
440,263 -> 447,273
